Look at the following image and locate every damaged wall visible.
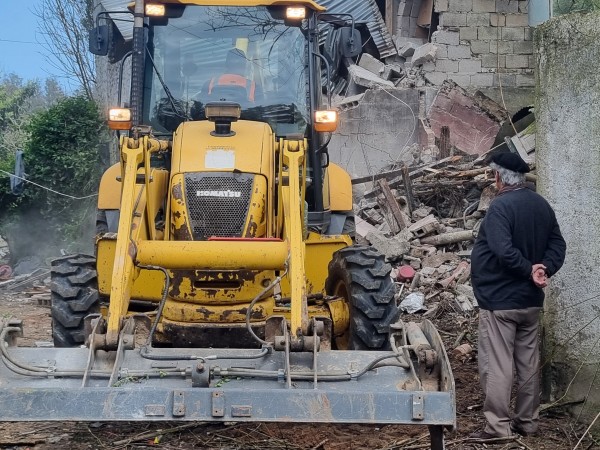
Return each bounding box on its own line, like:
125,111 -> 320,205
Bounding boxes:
429,0 -> 535,111
424,0 -> 534,90
329,89 -> 420,177
535,12 -> 600,427
330,0 -> 536,178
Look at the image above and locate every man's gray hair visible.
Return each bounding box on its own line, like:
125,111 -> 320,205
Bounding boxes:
490,161 -> 526,186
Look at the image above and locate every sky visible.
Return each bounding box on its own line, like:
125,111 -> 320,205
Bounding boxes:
0,0 -> 61,82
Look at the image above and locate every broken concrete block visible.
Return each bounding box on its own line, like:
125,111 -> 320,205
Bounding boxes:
396,228 -> 414,242
408,214 -> 440,238
437,264 -> 453,275
410,245 -> 437,258
420,266 -> 437,277
421,252 -> 459,268
382,64 -> 404,81
366,231 -> 411,261
355,216 -> 379,240
334,93 -> 364,111
412,206 -> 434,220
358,53 -> 386,77
411,43 -> 438,66
395,36 -> 427,52
399,42 -> 419,57
348,65 -> 395,89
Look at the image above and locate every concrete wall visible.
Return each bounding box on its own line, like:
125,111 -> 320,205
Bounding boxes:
535,12 -> 600,426
329,89 -> 421,177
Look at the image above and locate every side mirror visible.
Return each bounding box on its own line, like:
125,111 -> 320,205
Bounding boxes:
339,27 -> 362,58
89,25 -> 109,56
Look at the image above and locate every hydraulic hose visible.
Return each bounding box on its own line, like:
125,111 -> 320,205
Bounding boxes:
137,264 -> 272,361
245,268 -> 288,347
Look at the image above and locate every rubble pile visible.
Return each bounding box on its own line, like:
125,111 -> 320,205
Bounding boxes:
352,155 -> 533,319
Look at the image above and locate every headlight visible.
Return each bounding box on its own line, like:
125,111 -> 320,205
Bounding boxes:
145,4 -> 165,16
314,110 -> 337,132
286,7 -> 306,20
108,108 -> 132,130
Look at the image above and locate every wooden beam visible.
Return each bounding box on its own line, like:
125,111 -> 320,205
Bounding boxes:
377,179 -> 408,231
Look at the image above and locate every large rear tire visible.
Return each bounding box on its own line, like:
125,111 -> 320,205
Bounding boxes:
325,245 -> 398,350
50,254 -> 100,347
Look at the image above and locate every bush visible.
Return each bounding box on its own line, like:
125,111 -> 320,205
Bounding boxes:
0,96 -> 105,260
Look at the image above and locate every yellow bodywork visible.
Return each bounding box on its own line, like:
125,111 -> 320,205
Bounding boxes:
96,118 -> 353,346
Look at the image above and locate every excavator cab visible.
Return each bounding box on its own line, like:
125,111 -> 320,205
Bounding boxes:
0,2 -> 455,448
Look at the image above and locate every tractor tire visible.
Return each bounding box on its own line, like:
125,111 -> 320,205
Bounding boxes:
50,254 -> 100,347
325,245 -> 398,350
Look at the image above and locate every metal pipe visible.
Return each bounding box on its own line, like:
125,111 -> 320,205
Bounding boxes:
135,240 -> 289,270
405,322 -> 432,349
246,269 -> 287,346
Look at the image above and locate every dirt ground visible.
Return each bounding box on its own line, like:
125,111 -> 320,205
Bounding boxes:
0,290 -> 597,450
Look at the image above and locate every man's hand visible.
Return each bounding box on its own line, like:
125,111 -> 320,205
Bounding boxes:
532,263 -> 548,288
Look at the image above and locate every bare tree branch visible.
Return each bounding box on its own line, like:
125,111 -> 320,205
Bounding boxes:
34,0 -> 96,100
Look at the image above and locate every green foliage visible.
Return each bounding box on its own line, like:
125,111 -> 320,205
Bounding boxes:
554,0 -> 600,14
1,96 -> 105,259
0,75 -> 39,161
0,74 -> 66,160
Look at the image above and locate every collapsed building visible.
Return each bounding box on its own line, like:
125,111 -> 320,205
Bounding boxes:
322,0 -> 535,177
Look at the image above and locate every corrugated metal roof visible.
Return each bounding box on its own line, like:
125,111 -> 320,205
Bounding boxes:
98,0 -> 396,57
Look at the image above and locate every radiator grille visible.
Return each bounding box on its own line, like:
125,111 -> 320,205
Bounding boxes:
184,173 -> 254,240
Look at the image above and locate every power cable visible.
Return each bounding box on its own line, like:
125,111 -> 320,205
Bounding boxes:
0,169 -> 98,199
0,38 -> 37,45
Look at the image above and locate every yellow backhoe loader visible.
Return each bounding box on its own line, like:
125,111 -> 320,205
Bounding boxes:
0,1 -> 455,448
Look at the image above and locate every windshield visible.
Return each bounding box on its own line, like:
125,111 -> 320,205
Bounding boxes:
143,6 -> 309,136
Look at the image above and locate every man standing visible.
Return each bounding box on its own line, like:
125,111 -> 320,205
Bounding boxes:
470,152 -> 566,439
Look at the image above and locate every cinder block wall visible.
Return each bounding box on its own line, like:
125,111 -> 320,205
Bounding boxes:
425,0 -> 533,89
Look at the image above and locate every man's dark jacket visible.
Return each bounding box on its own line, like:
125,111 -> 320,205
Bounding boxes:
471,186 -> 566,310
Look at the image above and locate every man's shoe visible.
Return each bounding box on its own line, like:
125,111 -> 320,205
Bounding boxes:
510,423 -> 534,437
469,430 -> 500,440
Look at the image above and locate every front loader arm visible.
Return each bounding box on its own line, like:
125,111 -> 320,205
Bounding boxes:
280,139 -> 309,339
105,136 -> 168,347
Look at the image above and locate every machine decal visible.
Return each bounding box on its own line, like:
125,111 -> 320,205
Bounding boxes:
196,190 -> 242,198
205,149 -> 235,169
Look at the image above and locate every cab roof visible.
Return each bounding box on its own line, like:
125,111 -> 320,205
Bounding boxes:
157,0 -> 326,11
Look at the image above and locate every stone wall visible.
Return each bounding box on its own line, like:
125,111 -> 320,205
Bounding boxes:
535,11 -> 600,427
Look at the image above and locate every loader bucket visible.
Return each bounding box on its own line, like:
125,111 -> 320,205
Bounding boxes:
0,318 -> 455,449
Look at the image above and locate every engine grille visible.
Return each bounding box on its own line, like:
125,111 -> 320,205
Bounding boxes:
184,172 -> 254,240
